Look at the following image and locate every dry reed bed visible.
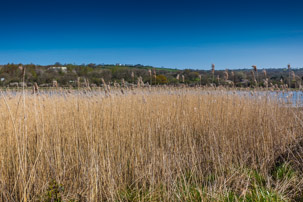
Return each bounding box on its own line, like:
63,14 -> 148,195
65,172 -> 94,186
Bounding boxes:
0,88 -> 302,201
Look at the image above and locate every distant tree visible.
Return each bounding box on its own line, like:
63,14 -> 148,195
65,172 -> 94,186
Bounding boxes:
188,72 -> 200,81
155,75 -> 168,84
87,63 -> 96,68
54,62 -> 62,66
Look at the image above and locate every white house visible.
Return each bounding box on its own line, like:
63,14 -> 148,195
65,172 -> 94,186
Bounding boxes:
49,66 -> 67,72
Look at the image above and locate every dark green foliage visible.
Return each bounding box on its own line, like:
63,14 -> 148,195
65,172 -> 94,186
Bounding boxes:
272,163 -> 296,181
40,180 -> 78,202
41,180 -> 64,202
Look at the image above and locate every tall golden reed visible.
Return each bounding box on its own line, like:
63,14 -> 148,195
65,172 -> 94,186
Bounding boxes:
0,87 -> 302,201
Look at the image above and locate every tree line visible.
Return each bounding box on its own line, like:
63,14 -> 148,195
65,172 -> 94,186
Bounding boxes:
0,63 -> 302,88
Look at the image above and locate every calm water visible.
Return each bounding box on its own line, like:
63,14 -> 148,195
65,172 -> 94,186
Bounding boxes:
1,89 -> 303,106
231,90 -> 303,107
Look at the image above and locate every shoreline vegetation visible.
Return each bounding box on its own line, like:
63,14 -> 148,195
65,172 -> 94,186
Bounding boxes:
0,86 -> 303,201
0,63 -> 303,89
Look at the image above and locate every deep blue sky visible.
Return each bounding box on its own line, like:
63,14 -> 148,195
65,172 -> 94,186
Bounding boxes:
0,0 -> 302,69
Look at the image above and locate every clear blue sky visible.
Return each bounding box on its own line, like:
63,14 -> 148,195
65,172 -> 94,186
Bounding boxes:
0,0 -> 302,69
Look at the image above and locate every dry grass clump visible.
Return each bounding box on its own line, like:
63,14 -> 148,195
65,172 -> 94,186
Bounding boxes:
0,87 -> 302,201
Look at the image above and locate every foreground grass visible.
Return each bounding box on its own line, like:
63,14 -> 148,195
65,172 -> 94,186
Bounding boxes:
0,87 -> 302,201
